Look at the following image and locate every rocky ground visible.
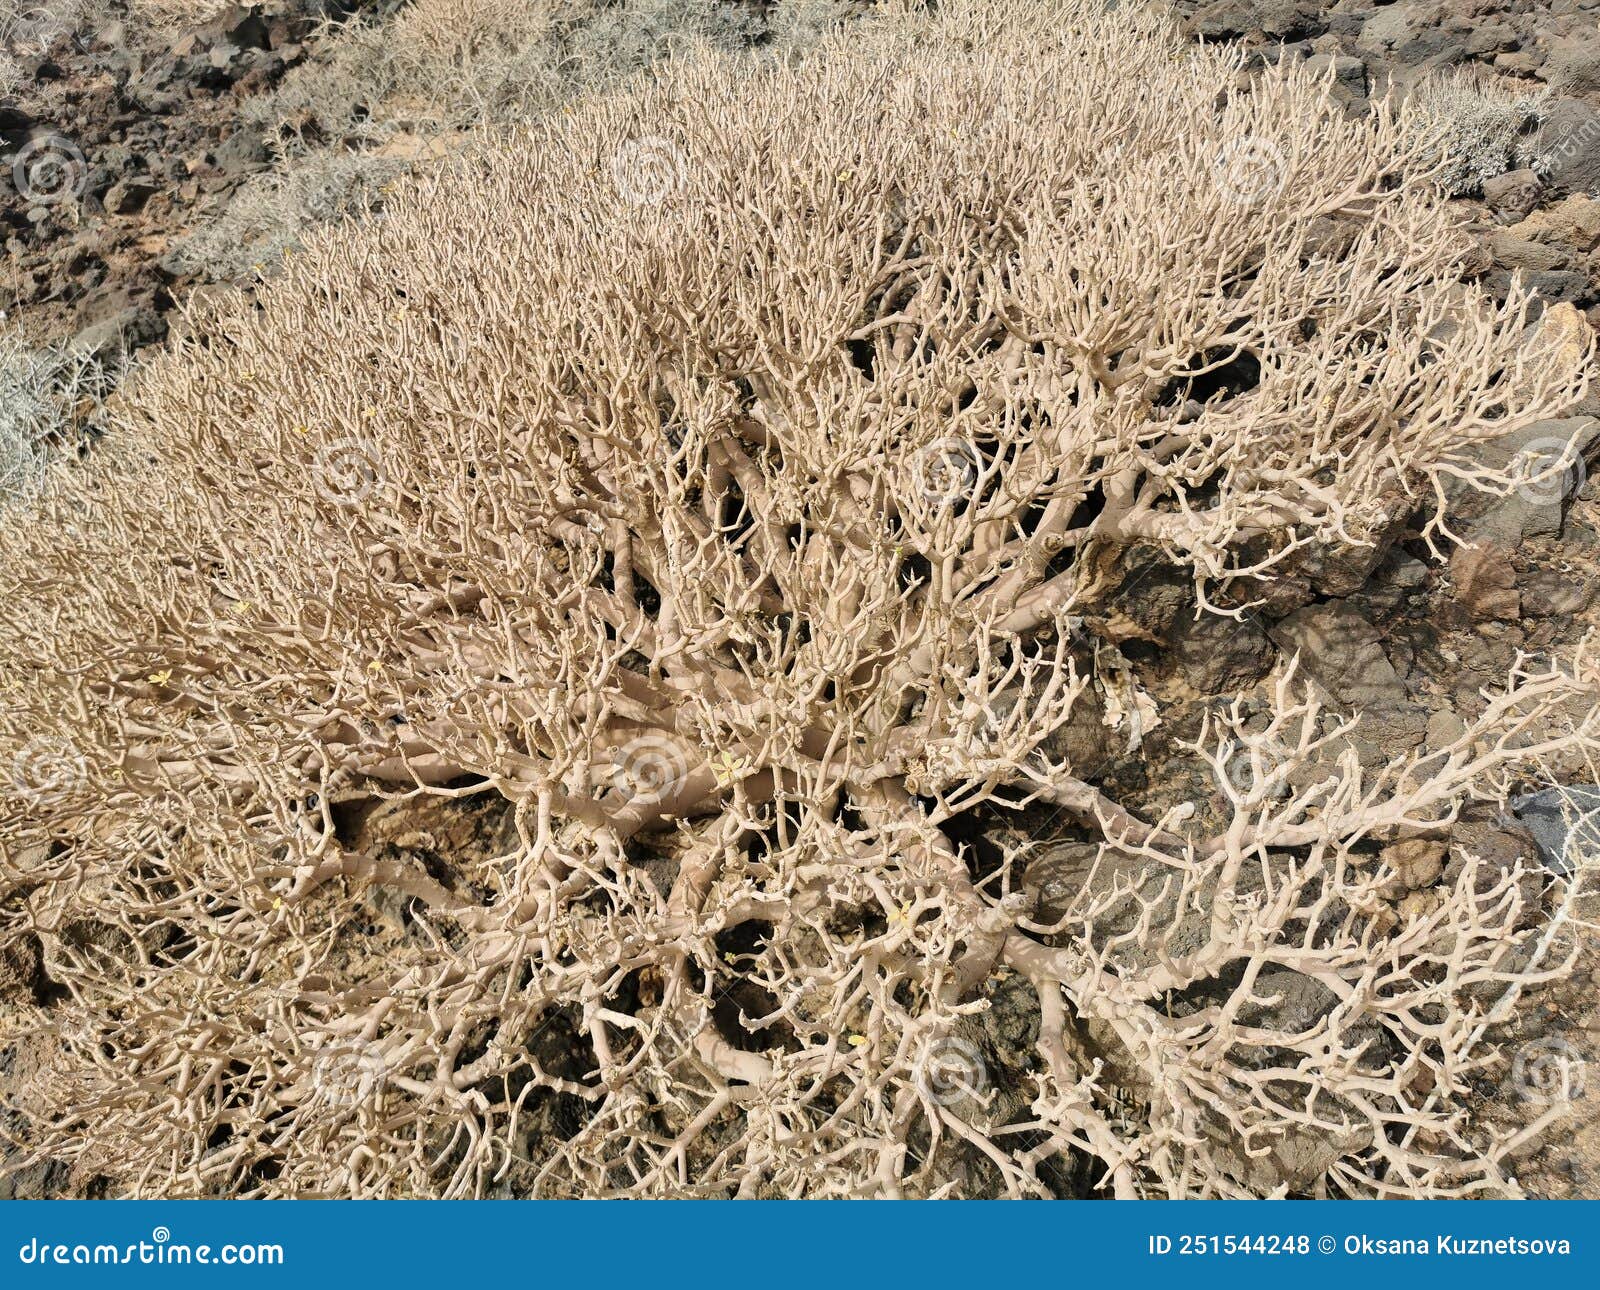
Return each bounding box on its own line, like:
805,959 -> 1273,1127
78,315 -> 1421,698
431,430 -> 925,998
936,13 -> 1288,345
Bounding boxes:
1168,0 -> 1600,1193
2,3 -> 339,356
4,0 -> 1600,1197
1177,2 -> 1600,312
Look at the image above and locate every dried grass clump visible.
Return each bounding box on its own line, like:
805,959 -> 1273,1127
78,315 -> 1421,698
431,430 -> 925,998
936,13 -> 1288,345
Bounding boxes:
250,0 -> 771,143
2,0 -> 1597,1198
166,149 -> 412,283
0,0 -> 81,92
120,0 -> 235,22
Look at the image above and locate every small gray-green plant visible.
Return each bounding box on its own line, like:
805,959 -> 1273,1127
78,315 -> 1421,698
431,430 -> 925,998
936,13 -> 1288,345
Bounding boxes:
1407,69 -> 1547,197
0,331 -> 112,510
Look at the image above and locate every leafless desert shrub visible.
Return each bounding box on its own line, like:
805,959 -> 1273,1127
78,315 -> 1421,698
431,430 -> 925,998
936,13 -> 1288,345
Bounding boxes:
1,0 -> 1597,1199
232,2 -> 856,283
1405,68 -> 1547,197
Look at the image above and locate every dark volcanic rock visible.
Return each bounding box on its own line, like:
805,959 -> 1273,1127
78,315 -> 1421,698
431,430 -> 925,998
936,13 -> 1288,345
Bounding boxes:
1510,786 -> 1600,875
1305,51 -> 1368,99
1544,36 -> 1600,97
1269,601 -> 1410,714
102,178 -> 157,214
1169,608 -> 1276,694
1,4 -> 318,353
1483,168 -> 1547,222
1537,98 -> 1600,197
1190,0 -> 1328,40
